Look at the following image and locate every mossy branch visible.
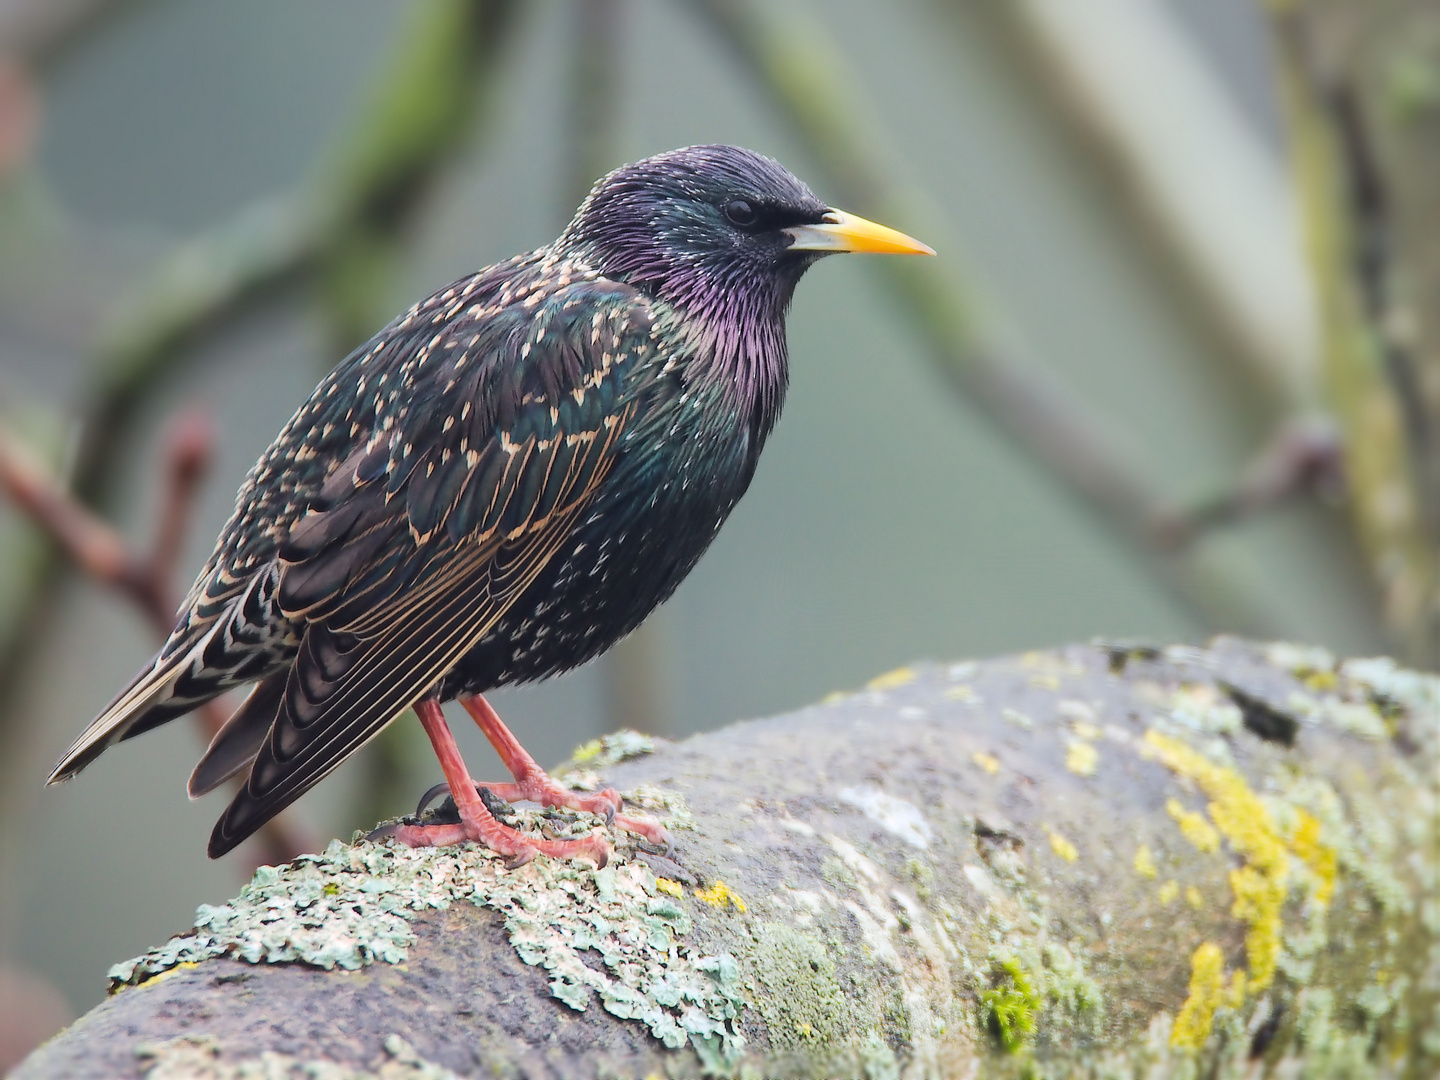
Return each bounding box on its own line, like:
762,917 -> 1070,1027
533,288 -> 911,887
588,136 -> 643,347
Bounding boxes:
1268,3 -> 1440,667
12,639 -> 1438,1078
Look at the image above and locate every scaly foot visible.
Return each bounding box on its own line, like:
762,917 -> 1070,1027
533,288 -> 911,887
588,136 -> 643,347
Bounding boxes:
368,698 -> 611,867
459,694 -> 674,853
412,781 -> 673,856
369,816 -> 610,868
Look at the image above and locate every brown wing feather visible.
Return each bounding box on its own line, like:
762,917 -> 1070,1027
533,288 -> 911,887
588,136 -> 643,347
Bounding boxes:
207,511 -> 584,856
206,402 -> 632,857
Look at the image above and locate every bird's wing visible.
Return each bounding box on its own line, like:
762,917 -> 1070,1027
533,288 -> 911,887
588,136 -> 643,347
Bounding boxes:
207,277 -> 657,856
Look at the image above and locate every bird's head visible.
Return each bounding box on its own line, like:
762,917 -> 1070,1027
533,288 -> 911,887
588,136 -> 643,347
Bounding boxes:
558,144 -> 933,325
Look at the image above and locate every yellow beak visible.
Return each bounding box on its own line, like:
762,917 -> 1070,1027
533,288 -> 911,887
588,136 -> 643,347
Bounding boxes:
785,208 -> 935,256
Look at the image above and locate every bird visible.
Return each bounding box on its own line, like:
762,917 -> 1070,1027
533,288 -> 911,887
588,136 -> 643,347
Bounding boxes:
47,144 -> 934,865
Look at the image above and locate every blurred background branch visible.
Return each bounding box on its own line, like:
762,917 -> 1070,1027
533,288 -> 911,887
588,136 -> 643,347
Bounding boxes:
1269,0 -> 1440,667
693,0 -> 1287,636
0,0 -> 521,850
0,410 -> 310,865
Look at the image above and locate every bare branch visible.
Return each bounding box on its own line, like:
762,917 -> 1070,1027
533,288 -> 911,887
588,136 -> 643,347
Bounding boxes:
0,0 -> 128,60
0,425 -> 131,595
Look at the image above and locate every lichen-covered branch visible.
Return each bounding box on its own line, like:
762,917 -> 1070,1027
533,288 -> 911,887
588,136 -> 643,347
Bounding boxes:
13,639 -> 1438,1078
1267,2 -> 1440,667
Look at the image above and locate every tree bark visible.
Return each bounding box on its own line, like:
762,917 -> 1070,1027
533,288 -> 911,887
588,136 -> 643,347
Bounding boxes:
12,639 -> 1439,1079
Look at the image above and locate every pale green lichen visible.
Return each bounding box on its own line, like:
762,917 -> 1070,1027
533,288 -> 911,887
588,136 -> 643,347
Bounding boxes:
1284,690 -> 1390,740
745,921 -> 853,1055
1265,645 -> 1437,742
1000,707 -> 1033,730
1169,683 -> 1243,735
1341,655 -> 1440,747
1265,641 -> 1339,677
622,782 -> 697,832
136,1032 -> 457,1079
109,800 -> 744,1071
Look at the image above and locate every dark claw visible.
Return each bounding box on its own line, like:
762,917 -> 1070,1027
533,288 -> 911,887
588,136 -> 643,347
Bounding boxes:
415,782 -> 452,818
638,836 -> 676,859
504,848 -> 536,870
604,804 -> 616,827
365,821 -> 405,842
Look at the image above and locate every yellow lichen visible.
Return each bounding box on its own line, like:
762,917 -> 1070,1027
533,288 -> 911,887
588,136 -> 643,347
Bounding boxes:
1158,880 -> 1180,905
654,877 -> 683,899
1029,673 -> 1062,691
1171,942 -> 1224,1048
1134,844 -> 1158,878
1166,798 -> 1221,854
1186,886 -> 1204,910
944,684 -> 979,703
1170,943 -> 1246,1049
820,690 -> 847,705
972,751 -> 1001,775
867,667 -> 915,691
1146,730 -> 1288,989
571,738 -> 603,763
1048,829 -> 1079,862
1290,810 -> 1338,904
694,880 -> 747,913
1066,740 -> 1099,777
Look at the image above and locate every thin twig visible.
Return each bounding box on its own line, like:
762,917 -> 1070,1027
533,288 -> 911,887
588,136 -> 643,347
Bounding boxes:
1153,415 -> 1346,550
0,0 -> 130,60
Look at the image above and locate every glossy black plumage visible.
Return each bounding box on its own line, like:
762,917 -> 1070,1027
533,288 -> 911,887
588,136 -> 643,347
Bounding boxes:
48,144 -> 930,858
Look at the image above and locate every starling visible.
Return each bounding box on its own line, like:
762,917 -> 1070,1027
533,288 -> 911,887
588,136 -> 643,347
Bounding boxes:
47,145 -> 934,865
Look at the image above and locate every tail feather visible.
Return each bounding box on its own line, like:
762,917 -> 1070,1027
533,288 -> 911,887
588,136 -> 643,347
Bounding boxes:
46,650 -> 192,784
49,567 -> 291,786
187,673 -> 287,797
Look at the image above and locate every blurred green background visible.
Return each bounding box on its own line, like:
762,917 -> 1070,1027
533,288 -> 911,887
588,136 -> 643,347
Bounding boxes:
0,0 -> 1428,1064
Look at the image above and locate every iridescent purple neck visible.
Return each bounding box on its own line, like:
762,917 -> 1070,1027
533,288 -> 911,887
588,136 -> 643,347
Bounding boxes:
658,267 -> 793,441
562,231 -> 804,440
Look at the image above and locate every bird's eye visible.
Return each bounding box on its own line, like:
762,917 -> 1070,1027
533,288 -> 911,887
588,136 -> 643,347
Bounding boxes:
722,199 -> 758,227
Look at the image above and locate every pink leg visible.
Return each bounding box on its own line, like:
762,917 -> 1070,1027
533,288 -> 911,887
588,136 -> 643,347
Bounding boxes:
460,694 -> 673,852
374,699 -> 609,868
